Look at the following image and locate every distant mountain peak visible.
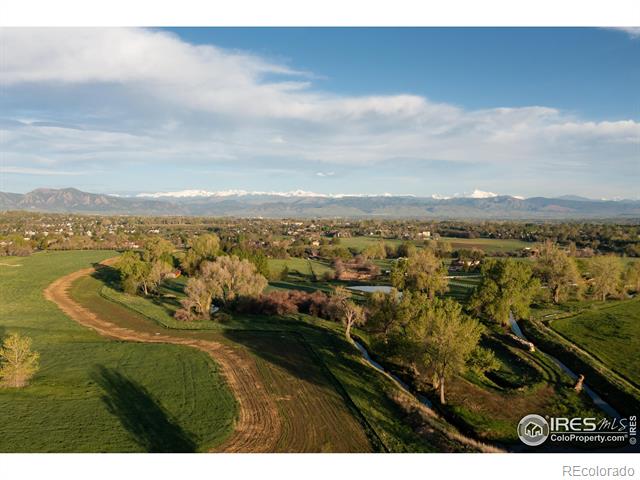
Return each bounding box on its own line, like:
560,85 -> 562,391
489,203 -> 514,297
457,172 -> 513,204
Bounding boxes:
135,189 -> 417,199
554,195 -> 593,202
467,189 -> 498,199
1,187 -> 638,219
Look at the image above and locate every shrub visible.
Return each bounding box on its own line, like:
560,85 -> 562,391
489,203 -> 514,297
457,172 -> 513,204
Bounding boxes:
237,289 -> 332,319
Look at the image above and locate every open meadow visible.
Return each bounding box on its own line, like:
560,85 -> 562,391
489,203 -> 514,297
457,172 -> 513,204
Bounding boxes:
0,251 -> 236,452
61,253 -> 502,452
550,300 -> 640,387
1,238 -> 637,452
336,236 -> 530,254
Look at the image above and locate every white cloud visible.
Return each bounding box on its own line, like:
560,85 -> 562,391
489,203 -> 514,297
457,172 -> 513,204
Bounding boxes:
0,27 -> 638,196
0,166 -> 89,176
607,27 -> 640,39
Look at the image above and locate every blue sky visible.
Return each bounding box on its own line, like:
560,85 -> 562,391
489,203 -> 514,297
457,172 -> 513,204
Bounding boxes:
1,27 -> 639,198
169,28 -> 640,120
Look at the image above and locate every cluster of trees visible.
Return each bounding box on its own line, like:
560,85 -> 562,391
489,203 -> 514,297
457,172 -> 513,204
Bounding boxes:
470,260 -> 540,325
532,242 -> 640,304
588,255 -> 640,300
176,255 -> 267,321
114,231 -> 271,322
390,249 -> 448,299
466,243 -> 640,330
180,233 -> 220,275
0,333 -> 39,388
465,242 -> 640,328
367,289 -> 492,404
433,221 -> 640,256
116,237 -> 175,296
356,247 -> 492,405
0,235 -> 33,256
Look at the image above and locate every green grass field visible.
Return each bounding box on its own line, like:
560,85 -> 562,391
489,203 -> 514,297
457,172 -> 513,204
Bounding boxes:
268,257 -> 334,277
82,260 -> 475,451
440,237 -> 531,253
70,267 -> 379,452
3,248 -> 601,452
334,236 -> 530,254
335,237 -> 404,251
551,300 -> 640,386
0,251 -> 236,452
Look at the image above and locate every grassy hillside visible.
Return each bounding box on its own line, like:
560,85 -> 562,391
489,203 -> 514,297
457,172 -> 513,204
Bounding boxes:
551,300 -> 640,387
0,251 -> 236,452
85,262 -> 481,451
71,270 -> 376,452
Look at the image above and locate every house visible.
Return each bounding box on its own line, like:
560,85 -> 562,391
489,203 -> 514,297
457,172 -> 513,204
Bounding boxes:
524,422 -> 543,437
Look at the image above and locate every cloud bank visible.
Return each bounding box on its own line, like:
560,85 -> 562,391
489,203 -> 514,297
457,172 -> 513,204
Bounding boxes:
0,28 -> 638,197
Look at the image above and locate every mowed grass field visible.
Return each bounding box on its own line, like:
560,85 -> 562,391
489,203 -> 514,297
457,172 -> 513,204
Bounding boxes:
0,251 -> 236,452
83,262 -> 465,451
550,300 -> 640,387
439,237 -> 531,253
335,235 -> 530,253
268,257 -> 334,277
71,270 -> 375,452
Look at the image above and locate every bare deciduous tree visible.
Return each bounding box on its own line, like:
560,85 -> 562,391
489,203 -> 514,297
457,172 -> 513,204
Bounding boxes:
175,255 -> 267,321
200,255 -> 268,306
326,287 -> 366,340
0,333 -> 40,388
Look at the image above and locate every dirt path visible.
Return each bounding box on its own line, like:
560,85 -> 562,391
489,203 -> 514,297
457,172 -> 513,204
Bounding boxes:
43,260 -> 282,453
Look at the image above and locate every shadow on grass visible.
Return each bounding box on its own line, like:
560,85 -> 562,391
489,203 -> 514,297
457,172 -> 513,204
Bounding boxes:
90,263 -> 182,310
91,263 -> 120,289
222,328 -> 329,386
93,365 -> 196,453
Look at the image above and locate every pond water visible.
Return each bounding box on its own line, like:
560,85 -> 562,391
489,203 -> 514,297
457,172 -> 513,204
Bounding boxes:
347,285 -> 394,294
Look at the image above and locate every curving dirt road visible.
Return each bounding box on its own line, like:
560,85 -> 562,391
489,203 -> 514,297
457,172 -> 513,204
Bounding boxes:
43,260 -> 282,453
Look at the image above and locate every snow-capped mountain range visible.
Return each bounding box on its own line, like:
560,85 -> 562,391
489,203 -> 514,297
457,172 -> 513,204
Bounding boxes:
135,188 -> 508,200
2,187 -> 639,219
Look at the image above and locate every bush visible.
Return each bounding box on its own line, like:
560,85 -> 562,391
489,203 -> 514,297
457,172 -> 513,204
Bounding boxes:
214,312 -> 233,323
237,289 -> 332,319
174,307 -> 196,322
468,347 -> 500,374
322,270 -> 335,281
259,290 -> 299,315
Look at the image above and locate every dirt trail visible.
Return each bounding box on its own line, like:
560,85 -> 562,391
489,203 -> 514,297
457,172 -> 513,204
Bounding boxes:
43,260 -> 282,453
